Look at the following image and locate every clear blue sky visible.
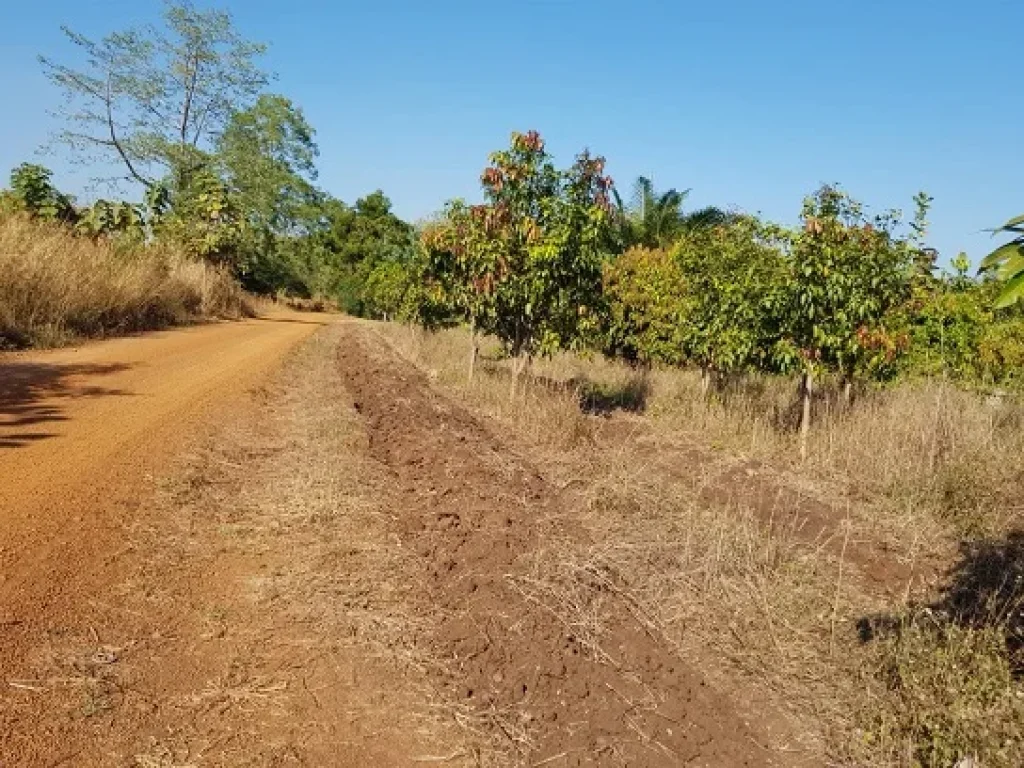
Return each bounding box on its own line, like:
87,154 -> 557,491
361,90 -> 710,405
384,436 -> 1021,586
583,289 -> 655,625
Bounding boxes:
1,1 -> 1020,264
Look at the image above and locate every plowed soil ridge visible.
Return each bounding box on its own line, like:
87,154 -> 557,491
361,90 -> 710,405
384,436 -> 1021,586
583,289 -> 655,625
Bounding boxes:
337,325 -> 783,767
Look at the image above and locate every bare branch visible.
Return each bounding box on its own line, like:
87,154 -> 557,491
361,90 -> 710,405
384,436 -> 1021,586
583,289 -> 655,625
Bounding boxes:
105,76 -> 153,188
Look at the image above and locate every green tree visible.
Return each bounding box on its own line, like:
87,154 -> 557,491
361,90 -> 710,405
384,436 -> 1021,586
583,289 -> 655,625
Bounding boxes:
363,259 -> 415,321
218,94 -> 319,232
901,274 -> 1024,390
75,199 -> 146,240
156,163 -> 245,262
420,199 -> 496,377
430,131 -> 613,392
980,214 -> 1024,308
6,163 -> 77,223
217,94 -> 321,290
602,246 -> 689,366
40,0 -> 268,191
310,192 -> 416,312
613,177 -> 688,249
612,176 -> 733,250
675,217 -> 788,393
780,186 -> 923,458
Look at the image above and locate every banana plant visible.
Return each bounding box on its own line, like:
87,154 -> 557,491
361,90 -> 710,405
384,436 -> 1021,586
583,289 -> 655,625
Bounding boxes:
980,214 -> 1024,308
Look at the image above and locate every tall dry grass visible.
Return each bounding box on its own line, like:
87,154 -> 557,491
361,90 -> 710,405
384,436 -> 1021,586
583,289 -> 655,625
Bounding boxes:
384,324 -> 1022,539
647,369 -> 1024,536
0,213 -> 249,348
378,322 -> 1024,767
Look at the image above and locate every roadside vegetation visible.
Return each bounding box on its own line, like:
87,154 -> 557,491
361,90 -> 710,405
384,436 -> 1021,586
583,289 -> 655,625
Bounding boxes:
1,1 -> 418,348
0,204 -> 246,348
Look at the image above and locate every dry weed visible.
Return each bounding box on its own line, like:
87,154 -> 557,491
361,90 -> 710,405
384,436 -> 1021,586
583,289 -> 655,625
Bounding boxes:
0,213 -> 248,348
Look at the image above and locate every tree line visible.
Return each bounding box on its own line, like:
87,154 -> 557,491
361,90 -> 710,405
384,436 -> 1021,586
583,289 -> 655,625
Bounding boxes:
360,130 -> 1023,455
5,2 -> 1020,450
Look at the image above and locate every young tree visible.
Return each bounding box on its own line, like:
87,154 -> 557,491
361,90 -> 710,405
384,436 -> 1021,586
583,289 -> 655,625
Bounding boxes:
780,186 -> 922,458
39,1 -> 268,191
674,217 -> 788,393
420,199 -> 496,379
430,131 -> 613,392
363,259 -> 414,322
75,199 -> 146,241
4,164 -> 77,223
156,162 -> 244,263
602,246 -> 689,367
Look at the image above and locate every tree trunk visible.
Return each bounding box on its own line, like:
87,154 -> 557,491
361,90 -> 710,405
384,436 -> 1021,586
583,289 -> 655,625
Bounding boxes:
467,324 -> 479,383
799,369 -> 813,461
841,376 -> 854,408
700,364 -> 711,397
510,353 -> 531,402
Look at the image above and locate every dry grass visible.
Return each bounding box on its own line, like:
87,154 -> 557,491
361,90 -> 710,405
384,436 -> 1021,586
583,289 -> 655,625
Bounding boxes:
0,213 -> 249,348
379,322 -> 1024,768
647,369 -> 1024,538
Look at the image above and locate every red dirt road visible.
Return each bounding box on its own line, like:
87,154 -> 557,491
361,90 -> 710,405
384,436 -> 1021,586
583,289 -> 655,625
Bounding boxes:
0,313 -> 331,765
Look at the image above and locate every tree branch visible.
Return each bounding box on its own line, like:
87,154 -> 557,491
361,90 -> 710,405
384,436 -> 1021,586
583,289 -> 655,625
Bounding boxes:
106,76 -> 153,189
180,49 -> 200,146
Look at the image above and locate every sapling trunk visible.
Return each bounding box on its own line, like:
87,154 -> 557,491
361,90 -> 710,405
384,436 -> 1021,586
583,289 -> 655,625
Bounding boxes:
467,322 -> 479,382
799,369 -> 813,461
841,375 -> 854,408
700,364 -> 711,397
510,353 -> 531,402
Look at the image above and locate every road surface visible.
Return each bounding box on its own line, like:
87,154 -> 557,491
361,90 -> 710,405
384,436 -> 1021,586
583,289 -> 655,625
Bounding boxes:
0,312 -> 331,763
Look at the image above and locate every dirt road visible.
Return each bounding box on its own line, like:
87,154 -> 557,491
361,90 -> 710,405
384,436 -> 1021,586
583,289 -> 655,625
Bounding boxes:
0,313 -> 333,764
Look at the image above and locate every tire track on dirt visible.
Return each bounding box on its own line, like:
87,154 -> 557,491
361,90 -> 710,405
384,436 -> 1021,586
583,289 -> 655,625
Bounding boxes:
337,324 -> 787,767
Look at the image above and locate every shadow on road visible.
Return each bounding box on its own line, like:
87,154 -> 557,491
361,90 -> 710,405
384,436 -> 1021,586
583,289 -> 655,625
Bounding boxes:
0,361 -> 134,449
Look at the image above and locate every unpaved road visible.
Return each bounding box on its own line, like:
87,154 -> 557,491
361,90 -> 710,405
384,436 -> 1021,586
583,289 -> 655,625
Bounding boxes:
0,313 -> 329,632
0,313 -> 334,764
0,317 -> 793,766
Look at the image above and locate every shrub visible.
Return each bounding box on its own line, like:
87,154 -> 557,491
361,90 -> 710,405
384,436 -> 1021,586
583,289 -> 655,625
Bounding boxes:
602,246 -> 688,366
861,615 -> 1023,768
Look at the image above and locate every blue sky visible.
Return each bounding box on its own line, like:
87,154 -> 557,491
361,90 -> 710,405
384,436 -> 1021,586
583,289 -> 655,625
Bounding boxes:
1,0 -> 1020,264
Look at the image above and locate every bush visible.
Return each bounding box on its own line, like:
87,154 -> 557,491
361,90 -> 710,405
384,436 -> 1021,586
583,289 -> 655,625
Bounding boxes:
602,246 -> 688,365
902,281 -> 1024,390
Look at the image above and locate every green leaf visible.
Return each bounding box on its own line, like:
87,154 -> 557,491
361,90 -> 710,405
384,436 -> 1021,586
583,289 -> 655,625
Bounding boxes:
997,251 -> 1024,280
993,271 -> 1024,309
1001,212 -> 1024,229
979,242 -> 1020,272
